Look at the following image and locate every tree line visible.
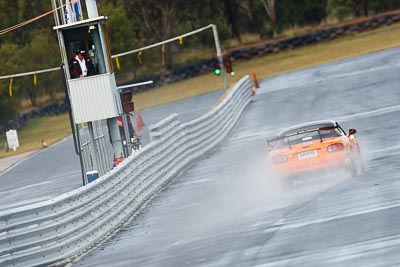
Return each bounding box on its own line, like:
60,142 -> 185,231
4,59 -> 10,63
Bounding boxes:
1,0 -> 400,127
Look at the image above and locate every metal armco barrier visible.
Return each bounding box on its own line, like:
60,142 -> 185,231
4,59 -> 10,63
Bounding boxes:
0,75 -> 253,267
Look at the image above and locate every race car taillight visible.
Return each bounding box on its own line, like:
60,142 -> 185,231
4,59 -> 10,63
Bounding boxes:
327,143 -> 344,153
272,155 -> 288,164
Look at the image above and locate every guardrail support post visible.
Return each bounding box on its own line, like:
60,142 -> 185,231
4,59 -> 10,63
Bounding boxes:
87,122 -> 99,174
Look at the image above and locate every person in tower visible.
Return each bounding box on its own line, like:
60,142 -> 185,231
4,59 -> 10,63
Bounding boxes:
70,48 -> 95,78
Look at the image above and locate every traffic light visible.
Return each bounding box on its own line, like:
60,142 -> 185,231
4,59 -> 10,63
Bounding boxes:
120,90 -> 134,113
224,55 -> 233,75
212,57 -> 221,76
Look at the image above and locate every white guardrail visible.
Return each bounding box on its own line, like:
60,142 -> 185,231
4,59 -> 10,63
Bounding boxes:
0,75 -> 253,267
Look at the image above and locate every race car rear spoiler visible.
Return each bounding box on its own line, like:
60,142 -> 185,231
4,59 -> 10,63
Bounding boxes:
267,125 -> 337,149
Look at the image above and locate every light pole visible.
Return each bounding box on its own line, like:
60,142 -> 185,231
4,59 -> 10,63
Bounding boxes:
212,24 -> 227,91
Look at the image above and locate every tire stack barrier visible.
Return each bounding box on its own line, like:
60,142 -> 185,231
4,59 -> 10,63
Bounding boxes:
0,75 -> 253,267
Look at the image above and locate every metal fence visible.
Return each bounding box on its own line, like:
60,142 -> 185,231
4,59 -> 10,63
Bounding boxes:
0,75 -> 253,267
80,121 -> 111,178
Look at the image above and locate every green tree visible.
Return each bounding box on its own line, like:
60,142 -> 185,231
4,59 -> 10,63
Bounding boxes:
0,91 -> 19,127
21,29 -> 60,105
0,0 -> 19,44
261,0 -> 276,37
351,0 -> 368,17
116,0 -> 185,69
223,0 -> 242,41
275,0 -> 328,32
19,0 -> 52,29
368,0 -> 400,14
0,42 -> 24,120
98,1 -> 140,82
110,0 -> 230,69
328,0 -> 353,21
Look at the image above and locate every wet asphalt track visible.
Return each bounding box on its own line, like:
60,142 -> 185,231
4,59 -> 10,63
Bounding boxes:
0,90 -> 224,210
72,48 -> 400,267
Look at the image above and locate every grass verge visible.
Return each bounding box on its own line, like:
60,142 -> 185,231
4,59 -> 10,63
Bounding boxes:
0,113 -> 72,158
1,23 -> 400,158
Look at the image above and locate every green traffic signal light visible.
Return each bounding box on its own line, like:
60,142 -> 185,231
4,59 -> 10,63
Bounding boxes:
212,57 -> 221,76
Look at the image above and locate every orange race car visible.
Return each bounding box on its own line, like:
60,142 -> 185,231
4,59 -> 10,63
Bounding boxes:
267,120 -> 364,180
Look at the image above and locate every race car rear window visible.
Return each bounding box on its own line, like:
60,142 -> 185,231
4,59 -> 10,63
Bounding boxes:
276,128 -> 342,148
